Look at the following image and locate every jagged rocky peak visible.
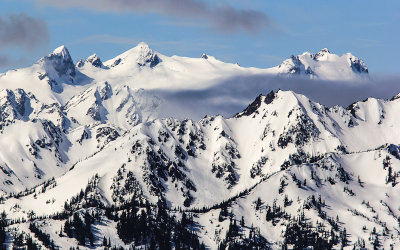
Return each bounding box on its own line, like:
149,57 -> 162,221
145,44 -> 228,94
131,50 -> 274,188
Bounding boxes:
107,42 -> 161,68
76,54 -> 105,68
134,42 -> 160,67
0,88 -> 33,128
278,55 -> 305,75
75,59 -> 84,68
347,53 -> 368,74
391,93 -> 400,101
235,90 -> 276,118
50,45 -> 72,60
275,48 -> 369,80
96,81 -> 113,100
201,53 -> 209,59
85,54 -> 104,68
39,45 -> 76,78
314,48 -> 331,60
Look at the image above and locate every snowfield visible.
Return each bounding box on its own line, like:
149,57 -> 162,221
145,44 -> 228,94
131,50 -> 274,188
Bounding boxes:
0,43 -> 397,249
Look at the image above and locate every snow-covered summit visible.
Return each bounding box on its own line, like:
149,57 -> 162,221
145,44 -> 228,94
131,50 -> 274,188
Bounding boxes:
347,53 -> 369,74
314,48 -> 331,60
38,45 -> 75,77
104,42 -> 161,68
75,53 -> 106,69
201,53 -> 209,59
84,54 -> 105,68
274,48 -> 369,80
49,45 -> 72,59
27,45 -> 78,94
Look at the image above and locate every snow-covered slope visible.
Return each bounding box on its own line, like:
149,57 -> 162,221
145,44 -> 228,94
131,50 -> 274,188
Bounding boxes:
2,87 -> 400,248
0,44 -> 393,249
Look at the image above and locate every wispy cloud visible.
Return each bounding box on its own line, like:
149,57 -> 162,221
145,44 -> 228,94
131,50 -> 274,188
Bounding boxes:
158,19 -> 207,29
0,55 -> 26,68
0,55 -> 11,68
36,0 -> 271,34
0,14 -> 49,51
0,14 -> 49,69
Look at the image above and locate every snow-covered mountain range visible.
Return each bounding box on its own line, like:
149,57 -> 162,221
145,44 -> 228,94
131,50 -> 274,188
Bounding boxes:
1,43 -> 396,249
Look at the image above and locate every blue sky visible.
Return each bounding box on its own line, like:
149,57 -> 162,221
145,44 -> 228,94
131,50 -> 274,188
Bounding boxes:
0,0 -> 399,74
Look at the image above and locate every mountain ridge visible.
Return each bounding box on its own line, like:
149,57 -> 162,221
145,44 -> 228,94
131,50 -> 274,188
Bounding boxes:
2,88 -> 400,248
0,43 -> 372,115
1,44 -> 397,249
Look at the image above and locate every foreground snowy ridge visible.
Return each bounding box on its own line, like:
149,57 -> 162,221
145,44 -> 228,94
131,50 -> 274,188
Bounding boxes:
1,44 -> 397,249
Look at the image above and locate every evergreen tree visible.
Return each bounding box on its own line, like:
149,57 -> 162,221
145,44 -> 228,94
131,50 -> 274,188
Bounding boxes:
26,234 -> 39,250
64,219 -> 73,238
255,197 -> 262,210
373,235 -> 380,250
341,228 -> 348,247
103,236 -> 108,247
219,205 -> 228,222
84,212 -> 94,246
73,213 -> 86,245
0,211 -> 7,246
13,233 -> 25,248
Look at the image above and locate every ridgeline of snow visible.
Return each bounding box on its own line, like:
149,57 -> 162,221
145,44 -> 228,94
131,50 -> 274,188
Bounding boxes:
2,43 -> 395,249
273,48 -> 368,80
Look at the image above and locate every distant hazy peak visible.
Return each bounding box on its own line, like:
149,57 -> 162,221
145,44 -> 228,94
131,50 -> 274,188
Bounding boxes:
275,48 -> 369,80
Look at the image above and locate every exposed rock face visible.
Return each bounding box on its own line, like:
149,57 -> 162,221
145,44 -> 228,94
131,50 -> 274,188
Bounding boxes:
85,54 -> 106,68
135,42 -> 161,67
40,45 -> 76,78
